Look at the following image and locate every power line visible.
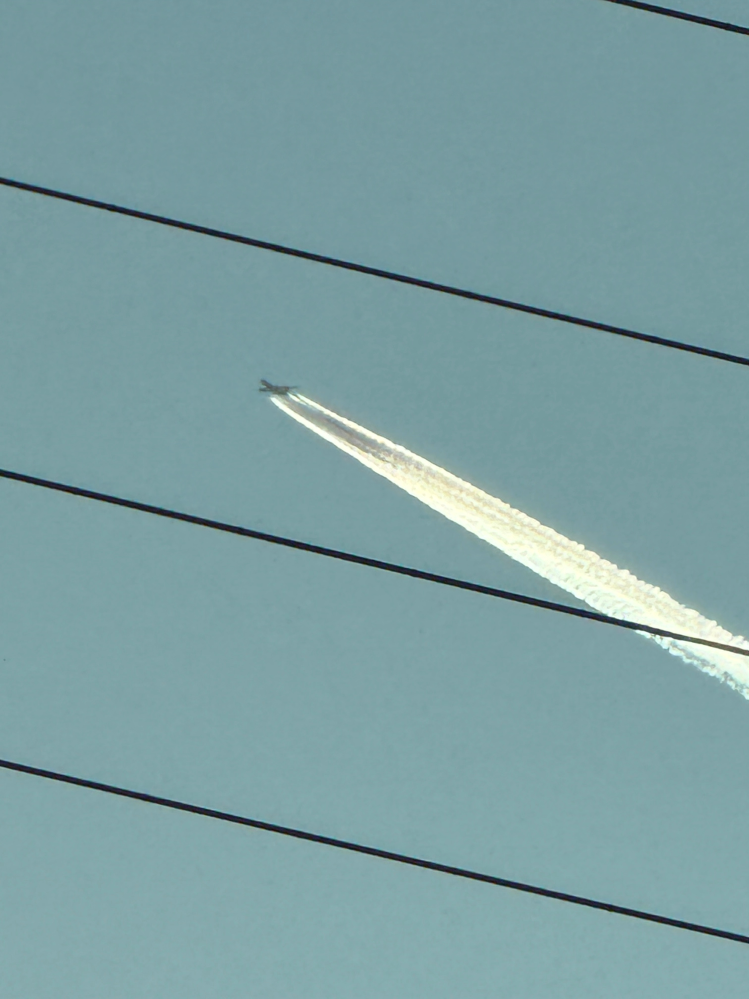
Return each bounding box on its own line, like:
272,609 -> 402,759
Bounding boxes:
600,0 -> 749,35
1,27 -> 743,971
1,755 -> 746,945
1,465 -> 747,659
1,175 -> 747,369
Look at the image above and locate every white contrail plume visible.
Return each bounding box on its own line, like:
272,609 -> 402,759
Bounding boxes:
269,389 -> 749,697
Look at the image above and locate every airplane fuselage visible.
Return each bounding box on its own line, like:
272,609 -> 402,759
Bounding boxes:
259,379 -> 297,395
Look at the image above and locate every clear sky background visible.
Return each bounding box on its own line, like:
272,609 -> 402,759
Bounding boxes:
1,1 -> 749,995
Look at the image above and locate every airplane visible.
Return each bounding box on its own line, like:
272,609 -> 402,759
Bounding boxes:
259,379 -> 298,395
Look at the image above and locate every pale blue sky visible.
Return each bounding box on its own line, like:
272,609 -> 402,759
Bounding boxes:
1,1 -> 749,995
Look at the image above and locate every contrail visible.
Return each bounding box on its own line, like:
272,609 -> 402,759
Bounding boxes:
268,388 -> 749,697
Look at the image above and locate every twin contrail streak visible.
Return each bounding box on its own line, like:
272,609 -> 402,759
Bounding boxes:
270,389 -> 749,698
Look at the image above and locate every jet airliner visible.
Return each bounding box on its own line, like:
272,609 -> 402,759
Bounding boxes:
259,379 -> 297,395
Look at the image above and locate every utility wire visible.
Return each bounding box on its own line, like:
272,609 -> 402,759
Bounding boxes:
1,756 -> 747,945
1,465 -> 747,658
599,0 -> 749,35
1,175 -> 747,369
2,23 -> 744,962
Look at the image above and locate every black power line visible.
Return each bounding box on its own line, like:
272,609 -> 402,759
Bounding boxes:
600,0 -> 749,35
1,756 -> 747,945
1,465 -> 747,658
1,175 -> 747,369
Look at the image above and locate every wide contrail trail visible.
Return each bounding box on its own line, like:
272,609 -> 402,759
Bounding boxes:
268,387 -> 749,698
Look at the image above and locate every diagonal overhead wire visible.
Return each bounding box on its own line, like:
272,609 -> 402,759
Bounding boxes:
1,465 -> 747,658
599,0 -> 749,35
1,756 -> 748,945
1,175 -> 748,368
